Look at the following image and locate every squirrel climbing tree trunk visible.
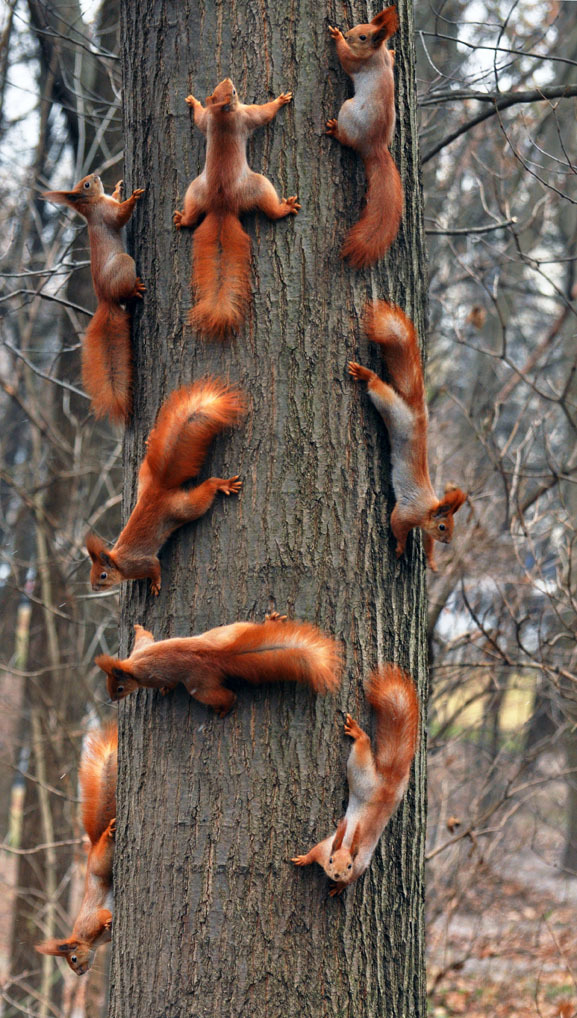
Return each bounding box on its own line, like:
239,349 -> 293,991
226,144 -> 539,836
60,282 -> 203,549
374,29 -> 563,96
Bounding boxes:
111,1 -> 428,1015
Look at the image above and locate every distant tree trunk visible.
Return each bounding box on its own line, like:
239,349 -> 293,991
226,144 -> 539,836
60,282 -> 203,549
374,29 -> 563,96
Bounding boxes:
111,1 -> 428,1016
8,3 -> 122,1012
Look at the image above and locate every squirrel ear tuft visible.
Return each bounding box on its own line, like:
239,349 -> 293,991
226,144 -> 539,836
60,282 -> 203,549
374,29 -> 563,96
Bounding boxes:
350,823 -> 361,859
35,938 -> 77,956
331,817 -> 347,853
86,533 -> 106,563
42,190 -> 81,204
435,487 -> 467,517
370,6 -> 399,42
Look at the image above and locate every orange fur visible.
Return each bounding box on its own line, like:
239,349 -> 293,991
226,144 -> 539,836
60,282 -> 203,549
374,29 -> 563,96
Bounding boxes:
174,78 -> 299,338
349,301 -> 467,570
82,303 -> 131,423
85,378 -> 246,594
190,213 -> 251,337
146,379 -> 246,487
35,725 -> 117,975
43,174 -> 144,423
96,616 -> 342,715
340,149 -> 402,268
327,6 -> 403,266
292,664 -> 418,894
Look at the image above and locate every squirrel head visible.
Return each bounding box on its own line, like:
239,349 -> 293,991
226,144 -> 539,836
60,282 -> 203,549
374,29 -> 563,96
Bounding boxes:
344,6 -> 398,56
86,534 -> 122,591
323,819 -> 361,887
95,656 -> 139,702
35,937 -> 94,976
42,174 -> 104,212
424,486 -> 468,545
207,78 -> 239,112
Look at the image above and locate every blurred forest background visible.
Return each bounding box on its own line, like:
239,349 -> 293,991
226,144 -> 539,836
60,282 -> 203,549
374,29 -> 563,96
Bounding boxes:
0,1 -> 575,1016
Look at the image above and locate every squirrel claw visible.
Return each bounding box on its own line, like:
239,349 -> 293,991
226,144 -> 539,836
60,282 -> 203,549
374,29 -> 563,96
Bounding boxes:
344,715 -> 362,739
329,883 -> 346,897
348,361 -> 372,382
326,118 -> 339,136
328,25 -> 343,40
291,855 -> 308,866
173,209 -> 184,229
132,188 -> 145,199
278,92 -> 293,105
265,611 -> 288,623
219,476 -> 242,495
284,196 -> 301,214
185,94 -> 198,107
150,580 -> 161,596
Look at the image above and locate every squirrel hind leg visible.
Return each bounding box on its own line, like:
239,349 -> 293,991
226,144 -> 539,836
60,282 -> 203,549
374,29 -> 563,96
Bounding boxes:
174,179 -> 207,229
99,252 -> 138,302
248,173 -> 300,220
186,677 -> 237,717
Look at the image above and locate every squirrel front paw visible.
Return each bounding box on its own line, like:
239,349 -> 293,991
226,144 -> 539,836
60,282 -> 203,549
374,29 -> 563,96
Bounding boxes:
348,362 -> 374,383
277,91 -> 293,106
326,118 -> 339,138
111,180 -> 123,201
185,94 -> 200,107
328,25 -> 344,41
131,188 -> 145,200
283,196 -> 301,215
150,578 -> 162,597
131,278 -> 146,299
265,611 -> 288,623
344,715 -> 363,740
217,476 -> 242,496
173,209 -> 184,229
291,855 -> 310,867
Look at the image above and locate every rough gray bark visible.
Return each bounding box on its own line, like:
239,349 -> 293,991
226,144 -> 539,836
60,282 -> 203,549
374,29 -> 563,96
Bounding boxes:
111,1 -> 428,1015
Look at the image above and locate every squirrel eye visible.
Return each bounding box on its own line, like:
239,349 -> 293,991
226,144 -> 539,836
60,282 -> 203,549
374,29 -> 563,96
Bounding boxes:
348,864 -> 352,869
329,857 -> 333,864
438,523 -> 446,532
70,955 -> 77,963
83,181 -> 90,189
359,34 -> 367,40
117,685 -> 124,693
100,571 -> 107,580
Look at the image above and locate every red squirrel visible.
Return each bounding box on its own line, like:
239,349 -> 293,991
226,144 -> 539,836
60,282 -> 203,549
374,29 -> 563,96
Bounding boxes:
42,175 -> 145,423
173,77 -> 300,338
86,378 -> 246,594
349,301 -> 467,570
327,6 -> 403,267
35,724 -> 117,975
96,613 -> 342,715
292,664 -> 418,895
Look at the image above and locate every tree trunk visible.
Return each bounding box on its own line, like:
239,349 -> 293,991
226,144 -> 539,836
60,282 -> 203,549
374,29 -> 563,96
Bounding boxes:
111,1 -> 428,1015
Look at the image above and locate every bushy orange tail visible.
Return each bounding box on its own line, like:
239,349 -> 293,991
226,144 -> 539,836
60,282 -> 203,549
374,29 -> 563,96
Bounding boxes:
365,665 -> 419,785
364,300 -> 424,407
78,723 -> 118,846
144,378 -> 247,489
209,619 -> 343,694
190,211 -> 251,338
82,301 -> 132,423
341,149 -> 402,268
